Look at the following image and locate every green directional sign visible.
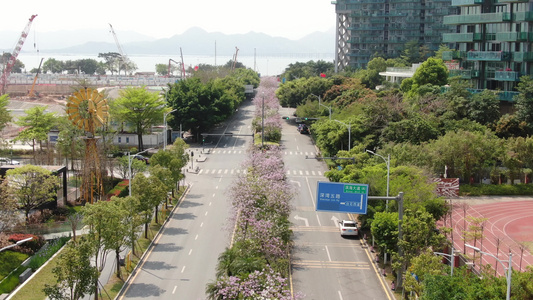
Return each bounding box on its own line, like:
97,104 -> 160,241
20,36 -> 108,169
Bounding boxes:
316,181 -> 369,214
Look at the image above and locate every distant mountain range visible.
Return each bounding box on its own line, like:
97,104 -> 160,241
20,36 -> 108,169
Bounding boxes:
0,27 -> 335,56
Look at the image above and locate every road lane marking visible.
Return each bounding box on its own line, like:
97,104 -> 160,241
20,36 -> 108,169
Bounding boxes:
181,266 -> 186,273
291,260 -> 369,269
338,291 -> 343,300
216,185 -> 219,189
200,222 -> 203,227
188,249 -> 192,255
209,202 -> 212,206
205,211 -> 208,216
172,286 -> 177,294
325,245 -> 332,262
117,185 -> 193,300
195,234 -> 198,240
294,215 -> 309,226
212,193 -> 216,197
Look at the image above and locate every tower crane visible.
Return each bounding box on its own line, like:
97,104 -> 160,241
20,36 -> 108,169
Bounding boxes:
1,14 -> 38,95
108,23 -> 129,74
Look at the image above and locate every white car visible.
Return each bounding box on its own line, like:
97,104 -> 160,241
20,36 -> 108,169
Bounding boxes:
339,220 -> 358,237
0,157 -> 21,165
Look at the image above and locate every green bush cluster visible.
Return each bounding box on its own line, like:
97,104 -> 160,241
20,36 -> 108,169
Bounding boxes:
459,183 -> 533,196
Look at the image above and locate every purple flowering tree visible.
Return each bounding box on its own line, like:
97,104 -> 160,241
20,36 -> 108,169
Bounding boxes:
207,77 -> 298,299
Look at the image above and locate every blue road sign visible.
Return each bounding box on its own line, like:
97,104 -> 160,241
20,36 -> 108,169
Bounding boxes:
316,182 -> 368,214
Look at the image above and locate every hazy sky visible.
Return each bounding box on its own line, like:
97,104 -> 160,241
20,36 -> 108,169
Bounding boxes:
1,0 -> 336,40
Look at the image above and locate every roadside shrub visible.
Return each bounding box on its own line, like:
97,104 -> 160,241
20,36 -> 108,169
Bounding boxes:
460,183 -> 533,196
8,233 -> 44,254
27,236 -> 70,271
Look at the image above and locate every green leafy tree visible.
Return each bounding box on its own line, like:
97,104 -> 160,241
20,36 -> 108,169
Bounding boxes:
77,59 -> 100,75
43,237 -> 99,300
132,173 -> 167,237
54,116 -> 84,171
403,248 -> 447,297
6,165 -> 60,223
411,57 -> 448,87
99,200 -> 128,278
0,177 -> 18,232
514,75 -> 533,134
115,196 -> 143,256
394,210 -> 446,289
115,155 -> 147,179
14,106 -> 57,158
109,86 -> 167,151
166,77 -> 238,140
98,52 -> 121,74
42,58 -> 65,74
1,53 -> 25,73
155,63 -> 169,76
0,94 -> 12,131
425,129 -> 501,183
370,212 -> 399,258
467,89 -> 500,125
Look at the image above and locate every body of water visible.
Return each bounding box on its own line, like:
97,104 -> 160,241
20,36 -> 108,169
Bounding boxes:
16,52 -> 335,76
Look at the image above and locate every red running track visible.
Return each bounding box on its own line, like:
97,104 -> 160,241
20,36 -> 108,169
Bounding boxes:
442,200 -> 533,276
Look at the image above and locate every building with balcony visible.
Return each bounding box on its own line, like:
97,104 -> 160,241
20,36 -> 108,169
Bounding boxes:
332,0 -> 456,71
442,0 -> 533,102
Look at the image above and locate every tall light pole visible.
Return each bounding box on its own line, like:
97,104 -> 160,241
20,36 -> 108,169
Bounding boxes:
261,92 -> 265,148
466,244 -> 512,300
366,149 -> 390,210
163,109 -> 177,150
311,93 -> 331,120
434,246 -> 457,277
333,119 -> 351,151
127,148 -> 151,196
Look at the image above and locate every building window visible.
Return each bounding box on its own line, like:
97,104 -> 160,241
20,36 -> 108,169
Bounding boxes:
118,137 -> 121,143
126,137 -> 130,144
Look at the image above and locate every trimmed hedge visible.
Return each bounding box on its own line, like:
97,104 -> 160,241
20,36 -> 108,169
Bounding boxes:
459,183 -> 533,196
106,179 -> 130,200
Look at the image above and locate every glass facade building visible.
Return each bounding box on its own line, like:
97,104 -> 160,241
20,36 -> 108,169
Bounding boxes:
332,0 -> 456,70
442,0 -> 533,101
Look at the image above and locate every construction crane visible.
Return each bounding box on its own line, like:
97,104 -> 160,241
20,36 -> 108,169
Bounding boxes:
108,23 -> 128,74
28,57 -> 44,98
0,14 -> 38,95
231,47 -> 239,71
180,47 -> 186,78
168,59 -> 182,77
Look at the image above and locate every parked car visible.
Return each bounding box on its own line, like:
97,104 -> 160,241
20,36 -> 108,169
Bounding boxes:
133,154 -> 149,164
339,220 -> 358,237
0,157 -> 21,165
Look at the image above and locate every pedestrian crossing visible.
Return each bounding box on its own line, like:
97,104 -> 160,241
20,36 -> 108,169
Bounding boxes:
201,149 -> 319,156
196,168 -> 324,176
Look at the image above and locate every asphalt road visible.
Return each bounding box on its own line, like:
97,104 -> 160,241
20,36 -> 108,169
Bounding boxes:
119,101 -> 391,299
119,101 -> 255,299
279,106 -> 392,300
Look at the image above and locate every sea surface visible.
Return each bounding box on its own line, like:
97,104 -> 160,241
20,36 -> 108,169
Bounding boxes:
16,52 -> 335,77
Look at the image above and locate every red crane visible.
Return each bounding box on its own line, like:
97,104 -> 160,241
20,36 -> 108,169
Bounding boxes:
1,14 -> 38,95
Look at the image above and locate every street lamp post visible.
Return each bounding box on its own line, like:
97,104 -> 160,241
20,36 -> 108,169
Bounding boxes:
434,246 -> 457,277
163,109 -> 177,150
334,119 -> 351,151
466,244 -> 512,300
366,149 -> 390,210
127,148 -> 152,197
311,94 -> 331,120
262,92 -> 265,148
